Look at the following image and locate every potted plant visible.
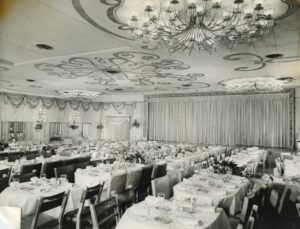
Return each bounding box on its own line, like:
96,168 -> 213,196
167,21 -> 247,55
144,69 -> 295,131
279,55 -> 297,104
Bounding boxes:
132,119 -> 140,128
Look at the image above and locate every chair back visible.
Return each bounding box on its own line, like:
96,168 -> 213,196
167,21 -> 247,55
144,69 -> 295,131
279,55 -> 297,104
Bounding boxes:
90,197 -> 119,229
25,151 -> 38,160
245,216 -> 255,229
167,171 -> 180,195
153,163 -> 167,179
64,158 -> 79,166
42,151 -> 52,158
126,168 -> 142,190
0,152 -> 8,160
137,165 -> 153,201
54,164 -> 75,183
19,171 -> 37,183
249,204 -> 259,220
108,172 -> 127,196
0,168 -> 10,192
73,161 -> 89,170
8,152 -> 21,162
20,163 -> 42,178
42,160 -> 64,179
78,156 -> 91,163
151,175 -> 172,199
84,183 -> 104,204
31,190 -> 69,229
296,203 -> 300,218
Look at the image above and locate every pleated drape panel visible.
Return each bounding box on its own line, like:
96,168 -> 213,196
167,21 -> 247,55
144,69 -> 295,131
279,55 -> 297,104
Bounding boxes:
148,94 -> 290,147
106,117 -> 130,141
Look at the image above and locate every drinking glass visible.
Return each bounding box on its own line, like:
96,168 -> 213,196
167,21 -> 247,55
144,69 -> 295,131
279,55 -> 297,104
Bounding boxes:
157,192 -> 165,199
60,174 -> 68,184
12,177 -> 20,183
40,173 -> 46,180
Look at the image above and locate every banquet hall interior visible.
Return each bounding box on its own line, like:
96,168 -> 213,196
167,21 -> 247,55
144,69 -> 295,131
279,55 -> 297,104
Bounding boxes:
0,0 -> 300,228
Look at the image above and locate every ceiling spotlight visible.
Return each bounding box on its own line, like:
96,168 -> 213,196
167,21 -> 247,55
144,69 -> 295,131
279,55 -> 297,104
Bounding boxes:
26,79 -> 35,82
265,53 -> 283,59
36,44 -> 54,50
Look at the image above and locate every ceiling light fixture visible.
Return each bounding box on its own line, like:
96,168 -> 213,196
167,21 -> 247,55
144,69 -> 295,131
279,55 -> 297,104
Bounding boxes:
127,0 -> 274,54
36,44 -> 54,50
221,77 -> 284,92
57,90 -> 103,100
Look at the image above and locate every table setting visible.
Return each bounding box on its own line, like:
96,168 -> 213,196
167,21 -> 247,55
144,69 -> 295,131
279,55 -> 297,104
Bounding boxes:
116,196 -> 231,229
173,170 -> 250,215
0,176 -> 83,217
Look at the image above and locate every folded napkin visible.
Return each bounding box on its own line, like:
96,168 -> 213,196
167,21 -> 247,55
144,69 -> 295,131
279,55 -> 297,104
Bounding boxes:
175,213 -> 198,226
30,177 -> 40,183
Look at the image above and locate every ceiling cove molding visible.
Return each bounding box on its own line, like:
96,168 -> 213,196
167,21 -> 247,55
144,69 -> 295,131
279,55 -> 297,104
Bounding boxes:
72,0 -> 130,40
223,53 -> 300,71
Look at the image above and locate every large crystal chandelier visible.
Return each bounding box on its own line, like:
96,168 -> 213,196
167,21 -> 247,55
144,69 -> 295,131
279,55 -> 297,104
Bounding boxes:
128,0 -> 274,53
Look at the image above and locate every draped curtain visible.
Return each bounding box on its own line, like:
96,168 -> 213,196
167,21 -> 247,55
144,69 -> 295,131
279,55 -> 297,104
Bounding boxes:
106,116 -> 130,141
49,122 -> 62,137
148,94 -> 290,147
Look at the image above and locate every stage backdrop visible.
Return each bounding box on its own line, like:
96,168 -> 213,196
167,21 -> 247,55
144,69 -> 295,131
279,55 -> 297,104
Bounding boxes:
145,90 -> 295,148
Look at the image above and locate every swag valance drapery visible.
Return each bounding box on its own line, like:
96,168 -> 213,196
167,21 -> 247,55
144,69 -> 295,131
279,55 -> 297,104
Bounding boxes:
145,90 -> 295,148
1,93 -> 136,113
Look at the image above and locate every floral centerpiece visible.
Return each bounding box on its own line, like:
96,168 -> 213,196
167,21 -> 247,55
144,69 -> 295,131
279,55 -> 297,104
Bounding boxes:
69,121 -> 79,130
35,120 -> 43,131
132,119 -> 140,128
97,123 -> 104,130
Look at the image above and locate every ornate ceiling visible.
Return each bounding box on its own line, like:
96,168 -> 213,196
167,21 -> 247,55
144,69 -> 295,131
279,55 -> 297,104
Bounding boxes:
0,0 -> 300,101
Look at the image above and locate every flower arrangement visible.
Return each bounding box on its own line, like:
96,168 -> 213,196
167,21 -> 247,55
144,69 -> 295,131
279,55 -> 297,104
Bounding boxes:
69,121 -> 79,130
132,119 -> 140,128
35,121 -> 43,130
97,123 -> 104,130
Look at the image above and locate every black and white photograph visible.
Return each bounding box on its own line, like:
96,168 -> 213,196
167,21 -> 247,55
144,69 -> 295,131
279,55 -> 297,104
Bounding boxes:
0,0 -> 300,228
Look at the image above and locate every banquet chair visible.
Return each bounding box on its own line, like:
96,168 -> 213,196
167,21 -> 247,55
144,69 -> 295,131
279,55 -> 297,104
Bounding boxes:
151,175 -> 172,199
19,170 -> 37,183
25,151 -> 38,160
30,190 -> 70,229
167,171 -> 180,196
122,168 -> 142,205
137,164 -> 154,202
0,168 -> 10,192
64,158 -> 79,166
107,172 -> 127,214
78,156 -> 91,164
54,164 -> 75,183
229,193 -> 256,228
89,197 -> 119,229
296,203 -> 300,218
236,216 -> 255,229
73,161 -> 89,170
20,162 -> 42,178
42,151 -> 52,158
8,152 -> 21,162
151,163 -> 167,179
0,152 -> 8,160
42,160 -> 64,179
64,183 -> 104,229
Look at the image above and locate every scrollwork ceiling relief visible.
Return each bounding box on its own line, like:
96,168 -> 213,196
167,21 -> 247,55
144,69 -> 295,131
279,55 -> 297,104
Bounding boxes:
223,53 -> 300,71
35,51 -> 209,92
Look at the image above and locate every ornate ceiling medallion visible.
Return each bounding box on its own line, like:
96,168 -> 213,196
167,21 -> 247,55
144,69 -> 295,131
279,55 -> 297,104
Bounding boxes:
57,90 -> 103,100
220,77 -> 290,92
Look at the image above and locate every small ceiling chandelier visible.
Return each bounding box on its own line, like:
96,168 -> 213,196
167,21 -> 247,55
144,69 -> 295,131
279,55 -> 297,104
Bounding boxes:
128,0 -> 274,54
221,77 -> 284,92
57,90 -> 102,100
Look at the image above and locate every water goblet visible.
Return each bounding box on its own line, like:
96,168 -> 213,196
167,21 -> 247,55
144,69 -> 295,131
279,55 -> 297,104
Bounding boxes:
157,192 -> 165,199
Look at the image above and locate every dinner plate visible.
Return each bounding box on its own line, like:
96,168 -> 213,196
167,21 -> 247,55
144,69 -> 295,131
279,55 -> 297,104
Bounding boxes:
155,205 -> 171,212
154,216 -> 172,224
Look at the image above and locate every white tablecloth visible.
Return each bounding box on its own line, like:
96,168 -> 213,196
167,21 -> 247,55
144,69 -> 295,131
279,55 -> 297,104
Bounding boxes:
173,171 -> 250,215
116,196 -> 231,229
283,156 -> 300,179
0,181 -> 83,217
